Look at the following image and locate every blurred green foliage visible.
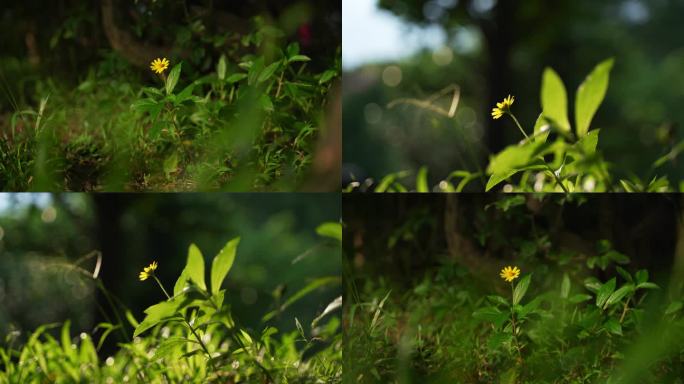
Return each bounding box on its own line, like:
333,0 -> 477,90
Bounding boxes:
344,0 -> 684,187
0,227 -> 342,383
0,1 -> 340,191
343,194 -> 684,383
0,194 -> 341,349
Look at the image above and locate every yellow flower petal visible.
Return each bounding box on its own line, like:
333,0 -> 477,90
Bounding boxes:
500,266 -> 521,282
150,58 -> 170,74
139,261 -> 158,281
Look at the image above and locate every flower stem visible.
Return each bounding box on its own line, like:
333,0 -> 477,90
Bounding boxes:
152,275 -> 217,372
543,162 -> 570,195
507,113 -> 529,140
507,112 -> 569,195
152,275 -> 172,300
509,283 -> 523,362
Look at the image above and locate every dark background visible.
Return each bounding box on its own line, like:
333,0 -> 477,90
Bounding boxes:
0,193 -> 340,350
343,0 -> 684,187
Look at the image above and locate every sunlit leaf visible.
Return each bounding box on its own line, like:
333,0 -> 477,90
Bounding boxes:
541,67 -> 570,132
575,58 -> 614,137
513,274 -> 532,306
596,278 -> 616,308
210,237 -> 240,294
166,62 -> 182,95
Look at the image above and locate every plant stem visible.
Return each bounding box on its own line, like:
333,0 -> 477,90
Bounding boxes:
152,275 -> 218,372
543,161 -> 570,195
152,276 -> 172,300
619,297 -> 631,324
508,112 -> 529,140
510,283 -> 523,362
508,112 -> 569,195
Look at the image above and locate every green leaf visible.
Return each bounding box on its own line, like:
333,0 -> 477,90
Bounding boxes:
258,62 -> 281,83
569,294 -> 592,304
217,55 -> 227,81
485,170 -> 519,192
605,284 -> 635,308
575,58 -> 614,137
584,277 -> 602,292
226,73 -> 247,84
519,296 -> 543,318
532,113 -> 550,143
175,244 -> 207,292
166,62 -> 182,95
210,237 -> 240,294
174,83 -> 195,104
416,166 -> 429,192
487,332 -> 512,351
604,317 -> 622,336
134,300 -> 180,337
561,273 -> 571,299
487,295 -> 510,307
289,55 -> 311,63
316,222 -> 342,242
596,278 -> 616,308
130,98 -> 159,112
636,282 -> 659,290
163,153 -> 179,177
262,276 -> 341,322
61,320 -> 76,361
319,69 -> 337,84
487,141 -> 544,176
665,301 -> 683,315
574,129 -> 600,156
513,274 -> 532,306
635,269 -> 648,285
473,307 -> 504,323
615,266 -> 633,283
541,68 -> 571,132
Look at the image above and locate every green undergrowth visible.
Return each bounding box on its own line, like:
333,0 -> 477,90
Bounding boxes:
345,230 -> 684,383
345,58 -> 683,193
0,223 -> 343,383
1,18 -> 339,191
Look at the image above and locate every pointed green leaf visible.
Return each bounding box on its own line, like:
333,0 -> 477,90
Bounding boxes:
575,58 -> 614,137
533,113 -> 550,143
615,266 -> 633,283
211,237 -> 240,294
541,68 -> 570,132
217,55 -> 227,80
605,284 -> 634,308
316,222 -> 342,242
569,294 -> 592,304
173,244 -> 207,295
487,295 -> 510,307
185,244 -> 206,291
134,300 -> 180,337
636,282 -> 659,290
665,301 -> 683,315
604,317 -> 622,336
258,62 -> 281,83
596,277 -> 616,308
473,307 -> 503,323
561,273 -> 571,299
416,167 -> 429,192
513,274 -> 532,306
166,62 -> 182,95
486,170 -> 519,192
635,269 -> 648,285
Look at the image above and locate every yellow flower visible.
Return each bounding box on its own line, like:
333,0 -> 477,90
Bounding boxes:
150,58 -> 170,74
500,266 -> 521,282
491,95 -> 515,120
139,261 -> 158,281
